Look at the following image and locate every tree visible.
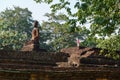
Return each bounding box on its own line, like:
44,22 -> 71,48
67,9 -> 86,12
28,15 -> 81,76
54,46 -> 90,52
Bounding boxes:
40,13 -> 94,52
34,0 -> 120,58
0,7 -> 33,50
0,7 -> 33,36
97,35 -> 120,59
40,13 -> 76,51
34,0 -> 53,3
97,35 -> 120,50
34,0 -> 120,37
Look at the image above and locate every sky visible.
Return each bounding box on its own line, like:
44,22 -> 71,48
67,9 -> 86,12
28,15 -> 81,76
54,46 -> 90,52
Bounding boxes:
0,0 -> 90,28
0,0 -> 51,23
0,0 -> 77,23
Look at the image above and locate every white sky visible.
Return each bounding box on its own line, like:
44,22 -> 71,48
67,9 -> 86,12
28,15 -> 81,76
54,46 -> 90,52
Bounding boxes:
0,0 -> 90,28
0,0 -> 51,23
0,0 -> 77,23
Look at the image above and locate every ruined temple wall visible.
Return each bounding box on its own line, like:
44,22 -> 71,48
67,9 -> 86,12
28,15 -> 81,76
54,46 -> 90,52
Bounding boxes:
0,51 -> 69,67
0,71 -> 120,80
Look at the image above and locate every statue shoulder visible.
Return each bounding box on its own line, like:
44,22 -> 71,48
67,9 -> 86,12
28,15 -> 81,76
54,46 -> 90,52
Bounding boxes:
33,28 -> 39,30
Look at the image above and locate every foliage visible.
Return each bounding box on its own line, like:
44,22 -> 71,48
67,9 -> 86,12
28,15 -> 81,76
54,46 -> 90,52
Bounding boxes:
34,0 -> 120,58
0,29 -> 27,50
97,35 -> 120,59
40,13 -> 95,51
34,0 -> 53,4
40,13 -> 76,51
35,0 -> 120,58
34,0 -> 120,36
0,7 -> 33,50
97,35 -> 120,51
0,7 -> 33,36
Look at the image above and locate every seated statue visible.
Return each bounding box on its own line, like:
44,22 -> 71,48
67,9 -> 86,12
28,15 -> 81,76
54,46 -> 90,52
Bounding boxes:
21,21 -> 40,51
31,20 -> 39,46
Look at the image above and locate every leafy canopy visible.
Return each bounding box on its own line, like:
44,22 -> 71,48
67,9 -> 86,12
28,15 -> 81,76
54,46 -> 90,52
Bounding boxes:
34,0 -> 120,58
40,12 -> 96,52
0,7 -> 33,50
34,0 -> 120,36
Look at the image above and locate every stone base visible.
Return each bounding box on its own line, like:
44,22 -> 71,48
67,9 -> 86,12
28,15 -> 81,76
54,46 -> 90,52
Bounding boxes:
21,44 -> 34,51
21,40 -> 46,52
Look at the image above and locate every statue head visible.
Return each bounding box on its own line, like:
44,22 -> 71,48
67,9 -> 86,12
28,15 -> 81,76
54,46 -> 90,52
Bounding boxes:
34,20 -> 38,28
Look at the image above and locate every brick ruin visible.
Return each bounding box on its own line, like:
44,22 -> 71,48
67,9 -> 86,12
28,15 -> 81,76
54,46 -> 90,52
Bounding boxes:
60,46 -> 120,67
0,46 -> 120,68
0,46 -> 120,80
